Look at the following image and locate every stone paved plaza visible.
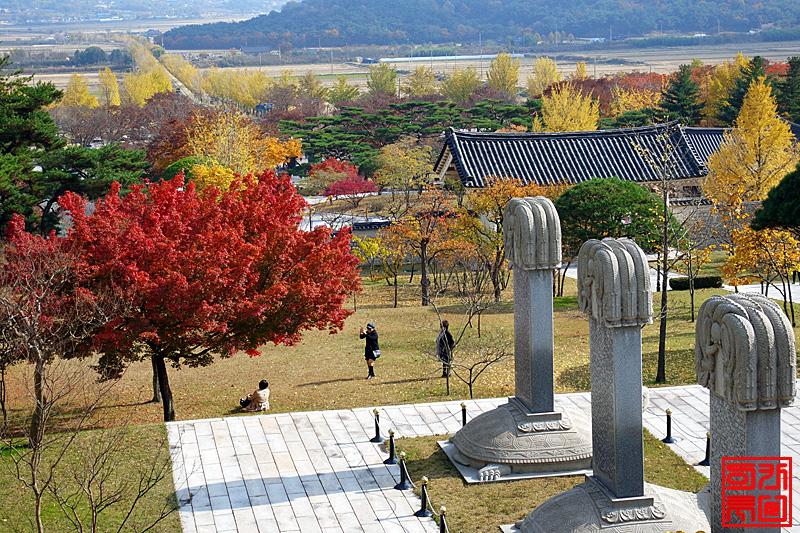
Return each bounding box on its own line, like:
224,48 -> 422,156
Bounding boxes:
168,384 -> 800,533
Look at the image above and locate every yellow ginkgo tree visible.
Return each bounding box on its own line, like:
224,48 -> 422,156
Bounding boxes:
98,67 -> 120,106
722,227 -> 800,324
705,77 -> 800,206
541,82 -> 599,132
702,53 -> 749,126
400,66 -> 438,98
185,109 -> 302,190
704,76 -> 800,297
486,53 -> 520,96
60,73 -> 98,107
525,56 -> 561,97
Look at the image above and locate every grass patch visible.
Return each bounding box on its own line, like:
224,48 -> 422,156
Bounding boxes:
397,429 -> 707,532
0,439 -> 27,458
0,424 -> 180,531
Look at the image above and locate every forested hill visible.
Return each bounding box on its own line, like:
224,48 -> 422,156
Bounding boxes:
161,0 -> 800,50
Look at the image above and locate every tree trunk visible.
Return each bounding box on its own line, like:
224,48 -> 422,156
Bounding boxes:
491,251 -> 503,302
393,275 -> 398,309
656,286 -> 668,383
420,241 -> 430,306
153,354 -> 175,422
30,357 -> 47,533
151,355 -> 162,403
559,261 -> 570,297
34,488 -> 44,533
688,254 -> 696,322
656,192 -> 670,384
29,357 -> 47,451
0,364 -> 6,428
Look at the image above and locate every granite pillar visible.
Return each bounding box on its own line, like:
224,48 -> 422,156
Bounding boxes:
589,320 -> 645,498
511,237 -> 710,533
449,196 -> 592,480
695,293 -> 796,533
514,267 -> 554,414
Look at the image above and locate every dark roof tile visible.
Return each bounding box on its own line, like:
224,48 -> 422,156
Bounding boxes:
435,122 -> 729,187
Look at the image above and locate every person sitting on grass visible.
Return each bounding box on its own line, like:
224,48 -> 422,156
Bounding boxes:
240,379 -> 270,412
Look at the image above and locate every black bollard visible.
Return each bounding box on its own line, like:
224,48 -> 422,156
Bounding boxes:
698,432 -> 710,466
384,429 -> 397,465
415,477 -> 433,517
371,408 -> 385,443
439,506 -> 448,533
661,408 -> 676,444
394,452 -> 412,490
461,402 -> 467,426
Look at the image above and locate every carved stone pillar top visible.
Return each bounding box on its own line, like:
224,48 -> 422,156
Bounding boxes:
577,238 -> 653,328
503,196 -> 561,271
695,293 -> 796,411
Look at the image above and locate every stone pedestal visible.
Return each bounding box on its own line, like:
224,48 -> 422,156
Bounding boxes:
450,399 -> 592,477
510,478 -> 710,533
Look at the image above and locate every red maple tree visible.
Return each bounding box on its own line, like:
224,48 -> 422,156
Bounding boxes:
324,175 -> 378,209
310,157 -> 359,178
61,171 -> 361,421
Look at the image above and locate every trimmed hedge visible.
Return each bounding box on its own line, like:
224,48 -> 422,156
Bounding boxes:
669,276 -> 723,291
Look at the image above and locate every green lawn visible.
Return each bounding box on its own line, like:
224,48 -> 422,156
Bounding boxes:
397,429 -> 708,533
0,424 -> 180,532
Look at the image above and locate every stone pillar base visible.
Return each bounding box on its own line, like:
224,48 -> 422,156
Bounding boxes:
508,477 -> 710,533
449,398 -> 592,479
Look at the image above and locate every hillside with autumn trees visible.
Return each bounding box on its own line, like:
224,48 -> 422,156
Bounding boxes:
161,0 -> 800,49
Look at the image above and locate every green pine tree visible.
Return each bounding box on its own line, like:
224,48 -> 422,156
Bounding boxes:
775,56 -> 800,123
658,64 -> 703,125
716,55 -> 768,126
0,55 -> 64,232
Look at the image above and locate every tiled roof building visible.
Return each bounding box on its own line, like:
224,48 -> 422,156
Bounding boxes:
434,121 -> 733,197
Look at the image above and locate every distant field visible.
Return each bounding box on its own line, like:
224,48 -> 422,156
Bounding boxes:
182,40 -> 800,90
10,39 -> 800,94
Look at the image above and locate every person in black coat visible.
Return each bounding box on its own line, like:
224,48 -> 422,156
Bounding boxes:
436,320 -> 455,378
359,322 -> 380,379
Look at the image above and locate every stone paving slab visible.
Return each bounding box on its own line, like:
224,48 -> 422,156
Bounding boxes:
168,385 -> 799,532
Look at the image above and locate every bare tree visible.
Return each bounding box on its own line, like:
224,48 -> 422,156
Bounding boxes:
448,334 -> 513,399
47,422 -> 176,533
0,220 -> 138,533
427,244 -> 506,394
633,127 -> 710,383
49,106 -> 107,147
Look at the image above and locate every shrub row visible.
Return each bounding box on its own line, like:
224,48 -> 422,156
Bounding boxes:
669,276 -> 723,291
